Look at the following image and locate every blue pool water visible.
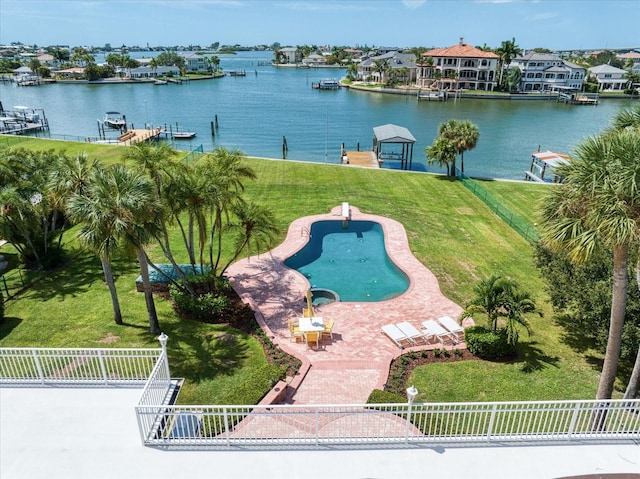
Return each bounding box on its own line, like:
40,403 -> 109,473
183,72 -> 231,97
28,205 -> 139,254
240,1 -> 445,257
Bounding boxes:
284,220 -> 409,302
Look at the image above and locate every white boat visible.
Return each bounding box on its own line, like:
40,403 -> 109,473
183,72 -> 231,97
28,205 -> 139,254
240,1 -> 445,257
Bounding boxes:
172,131 -> 196,139
103,111 -> 126,130
154,79 -> 168,85
524,150 -> 571,183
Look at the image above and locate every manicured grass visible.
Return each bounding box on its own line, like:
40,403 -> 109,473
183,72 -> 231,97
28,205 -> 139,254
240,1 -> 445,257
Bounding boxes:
0,140 -> 617,403
477,179 -> 552,225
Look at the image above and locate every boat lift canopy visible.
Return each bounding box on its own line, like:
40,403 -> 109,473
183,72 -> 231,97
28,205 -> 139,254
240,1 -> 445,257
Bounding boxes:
372,124 -> 417,170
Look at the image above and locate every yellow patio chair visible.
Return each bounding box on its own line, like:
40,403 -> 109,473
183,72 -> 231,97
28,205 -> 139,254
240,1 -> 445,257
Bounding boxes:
289,320 -> 303,343
320,318 -> 334,341
303,307 -> 315,318
304,331 -> 320,349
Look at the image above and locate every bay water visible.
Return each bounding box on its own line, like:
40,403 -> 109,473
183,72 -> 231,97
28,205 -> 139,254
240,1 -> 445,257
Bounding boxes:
0,50 -> 634,180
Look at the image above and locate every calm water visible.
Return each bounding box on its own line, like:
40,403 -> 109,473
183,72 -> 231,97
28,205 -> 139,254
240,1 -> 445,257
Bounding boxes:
284,220 -> 409,302
0,50 -> 634,179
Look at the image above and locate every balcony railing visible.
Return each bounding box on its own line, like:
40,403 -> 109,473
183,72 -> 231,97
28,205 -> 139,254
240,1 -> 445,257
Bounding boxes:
0,347 -> 161,385
2,345 -> 639,448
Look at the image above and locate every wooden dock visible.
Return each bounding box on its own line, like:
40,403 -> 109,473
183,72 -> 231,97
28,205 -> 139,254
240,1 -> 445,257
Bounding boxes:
117,127 -> 164,146
342,151 -> 380,168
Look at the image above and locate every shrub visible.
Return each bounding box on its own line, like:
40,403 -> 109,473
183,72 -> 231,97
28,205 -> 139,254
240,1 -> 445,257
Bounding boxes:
169,284 -> 231,323
367,389 -> 406,404
465,325 -> 515,359
0,287 -> 3,324
218,364 -> 285,405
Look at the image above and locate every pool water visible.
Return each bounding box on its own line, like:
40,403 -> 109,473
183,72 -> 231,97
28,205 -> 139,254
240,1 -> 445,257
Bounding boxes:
284,220 -> 409,302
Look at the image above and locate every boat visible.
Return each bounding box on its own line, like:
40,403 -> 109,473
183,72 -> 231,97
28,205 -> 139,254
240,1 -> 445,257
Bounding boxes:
312,79 -> 339,90
103,111 -> 126,130
172,131 -> 196,139
154,79 -> 168,85
524,150 -> 571,183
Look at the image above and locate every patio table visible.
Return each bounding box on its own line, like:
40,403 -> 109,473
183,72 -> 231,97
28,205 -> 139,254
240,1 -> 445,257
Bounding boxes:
299,317 -> 324,332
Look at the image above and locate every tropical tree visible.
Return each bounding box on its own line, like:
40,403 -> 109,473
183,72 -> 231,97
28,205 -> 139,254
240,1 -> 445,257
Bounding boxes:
463,274 -> 514,332
463,274 -> 538,346
495,38 -> 522,89
505,67 -> 522,93
425,136 -> 457,177
437,119 -> 480,174
69,164 -> 161,333
346,62 -> 359,81
222,201 -> 279,275
371,59 -> 390,83
539,129 -> 640,401
0,148 -> 66,267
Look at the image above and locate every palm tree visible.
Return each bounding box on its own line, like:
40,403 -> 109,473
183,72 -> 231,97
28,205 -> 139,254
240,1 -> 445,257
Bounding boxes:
371,59 -> 390,84
346,62 -> 359,81
463,274 -> 514,332
495,38 -> 522,89
502,288 -> 540,346
47,152 -> 99,247
540,129 -> 640,401
66,164 -> 123,325
222,201 -> 279,275
425,136 -> 457,177
437,119 -> 480,175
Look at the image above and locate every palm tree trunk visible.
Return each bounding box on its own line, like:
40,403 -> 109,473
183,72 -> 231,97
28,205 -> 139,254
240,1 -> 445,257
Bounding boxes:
596,245 -> 628,400
101,257 -> 122,325
624,260 -> 640,399
136,248 -> 160,334
592,245 -> 629,431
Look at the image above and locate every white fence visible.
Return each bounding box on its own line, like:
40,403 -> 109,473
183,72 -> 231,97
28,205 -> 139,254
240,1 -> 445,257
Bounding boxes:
136,399 -> 640,447
0,347 -> 161,385
2,347 -> 639,448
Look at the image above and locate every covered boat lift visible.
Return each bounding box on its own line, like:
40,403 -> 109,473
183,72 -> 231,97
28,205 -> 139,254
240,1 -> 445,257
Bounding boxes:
372,124 -> 417,170
524,150 -> 571,183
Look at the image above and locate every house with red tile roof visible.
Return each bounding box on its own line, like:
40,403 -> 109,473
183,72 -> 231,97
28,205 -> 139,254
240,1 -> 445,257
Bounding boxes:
417,38 -> 499,91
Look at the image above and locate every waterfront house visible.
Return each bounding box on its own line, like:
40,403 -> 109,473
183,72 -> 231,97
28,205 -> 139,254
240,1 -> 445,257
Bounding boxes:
302,54 -> 327,67
357,51 -> 417,83
510,52 -> 585,92
51,67 -> 85,79
279,47 -> 302,64
179,52 -> 210,73
587,64 -> 629,91
416,39 -> 499,91
617,51 -> 640,74
129,65 -> 181,79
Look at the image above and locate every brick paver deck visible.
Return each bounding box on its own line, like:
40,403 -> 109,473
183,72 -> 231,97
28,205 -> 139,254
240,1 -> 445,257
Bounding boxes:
227,205 -> 467,404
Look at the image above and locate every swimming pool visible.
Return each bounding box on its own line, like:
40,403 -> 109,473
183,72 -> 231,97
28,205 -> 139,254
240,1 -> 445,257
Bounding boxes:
284,220 -> 409,302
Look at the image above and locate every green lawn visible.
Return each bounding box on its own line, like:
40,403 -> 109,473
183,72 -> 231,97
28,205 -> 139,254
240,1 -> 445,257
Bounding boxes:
0,140 -> 619,402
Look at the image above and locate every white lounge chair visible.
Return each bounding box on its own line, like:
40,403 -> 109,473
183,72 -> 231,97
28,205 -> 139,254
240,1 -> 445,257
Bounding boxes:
382,324 -> 412,349
437,316 -> 465,342
421,319 -> 457,345
396,321 -> 428,345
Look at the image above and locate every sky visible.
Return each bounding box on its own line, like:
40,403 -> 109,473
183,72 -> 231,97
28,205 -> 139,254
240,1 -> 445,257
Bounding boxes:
1,0 -> 638,51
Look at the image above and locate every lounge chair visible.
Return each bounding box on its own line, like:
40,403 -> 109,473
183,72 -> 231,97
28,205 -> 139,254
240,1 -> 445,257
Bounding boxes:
382,324 -> 413,349
421,319 -> 457,345
396,321 -> 428,345
437,316 -> 465,342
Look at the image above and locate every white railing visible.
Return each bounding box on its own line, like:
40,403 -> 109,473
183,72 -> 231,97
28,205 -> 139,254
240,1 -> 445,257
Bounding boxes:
0,347 -> 162,385
137,399 -> 640,447
2,344 -> 639,448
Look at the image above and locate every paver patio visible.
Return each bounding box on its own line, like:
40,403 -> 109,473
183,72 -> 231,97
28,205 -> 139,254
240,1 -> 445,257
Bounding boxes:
227,204 -> 468,404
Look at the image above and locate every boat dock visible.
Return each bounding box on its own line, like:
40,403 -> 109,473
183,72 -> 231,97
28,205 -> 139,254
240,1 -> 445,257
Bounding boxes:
117,127 -> 165,146
0,103 -> 49,135
341,151 -> 380,168
556,92 -> 599,105
312,79 -> 340,90
227,70 -> 246,77
417,89 -> 449,101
